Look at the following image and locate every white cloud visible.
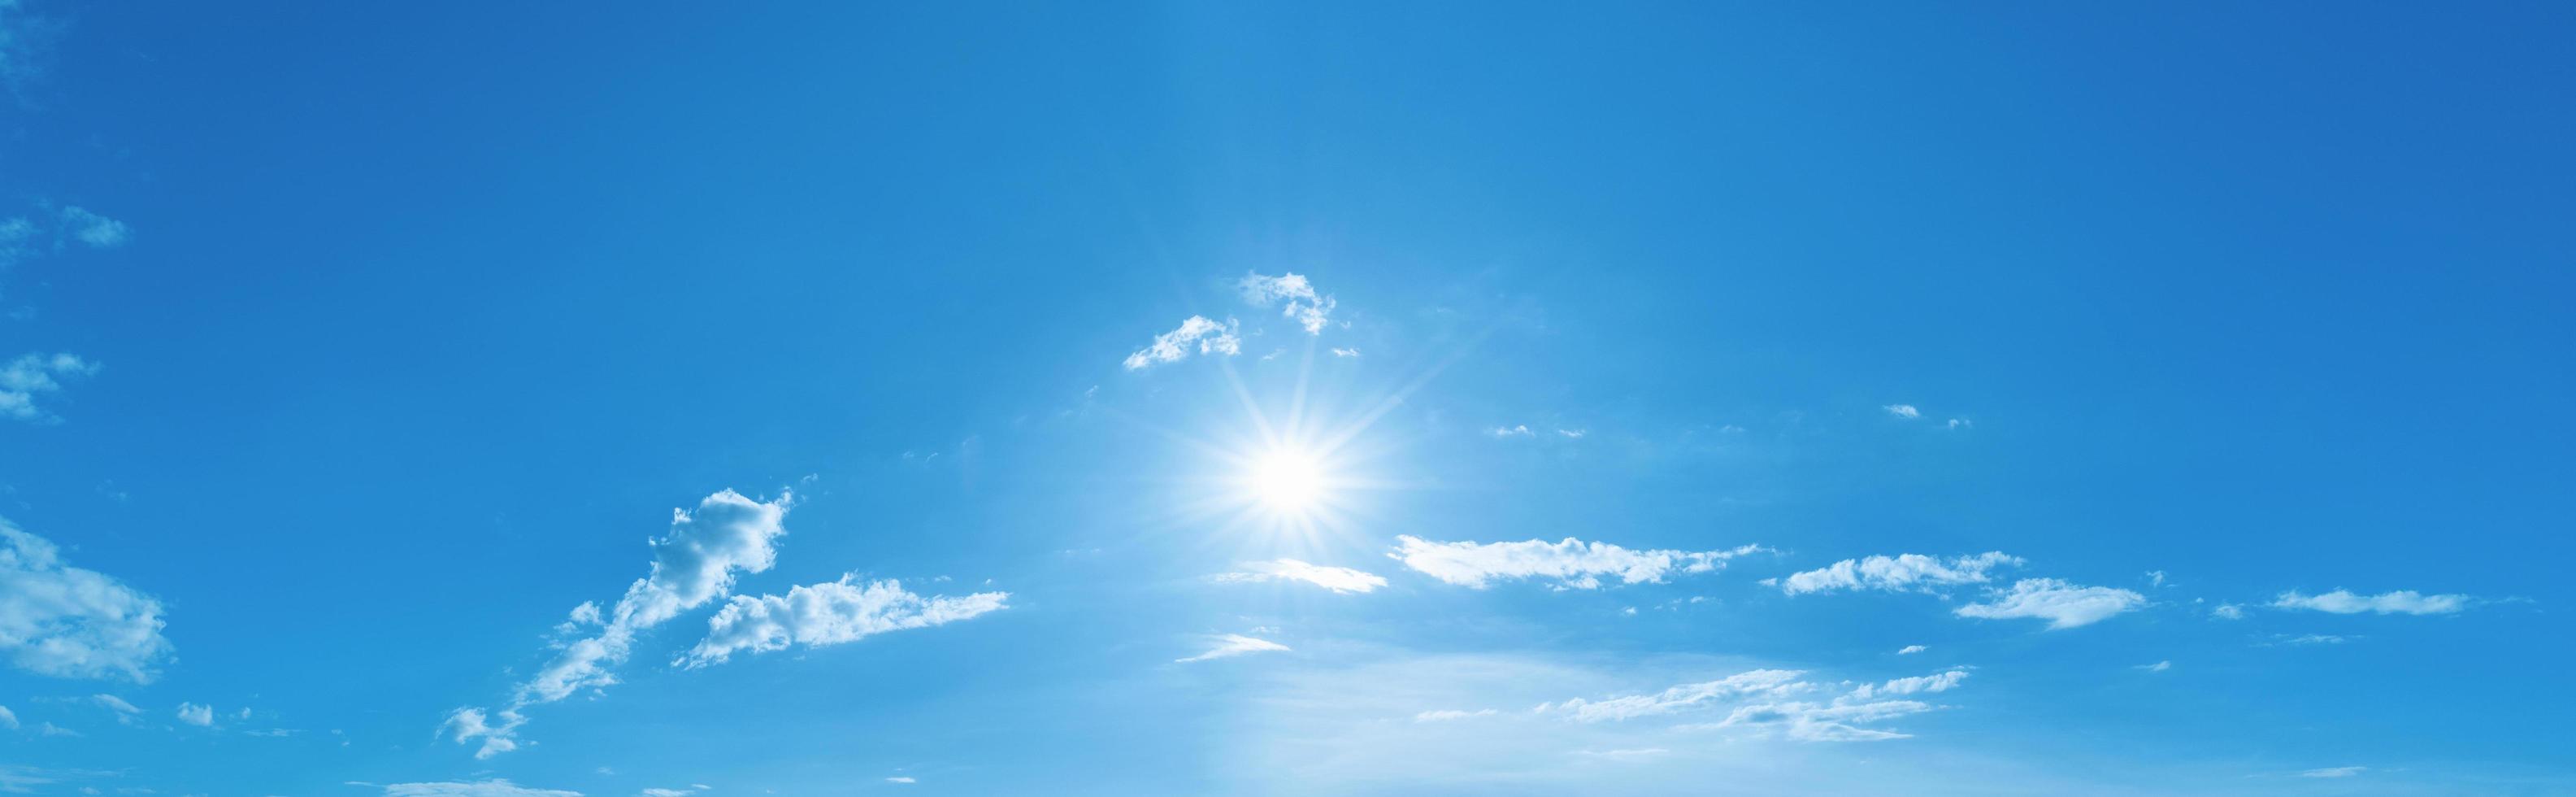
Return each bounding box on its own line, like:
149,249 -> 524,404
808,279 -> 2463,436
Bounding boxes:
2212,603 -> 2246,620
382,780 -> 582,797
0,704 -> 14,729
1954,578 -> 2146,629
1123,316 -> 1241,370
1896,645 -> 1927,655
56,207 -> 126,249
1177,634 -> 1289,663
1541,667 -> 1965,743
0,352 -> 101,423
1845,669 -> 1969,700
1215,560 -> 1386,594
1488,425 -> 1533,438
1705,698 -> 1940,742
1239,272 -> 1336,334
0,518 -> 170,682
2145,570 -> 2167,587
38,721 -> 77,737
639,788 -> 697,797
884,777 -> 917,784
1883,404 -> 1920,419
1413,708 -> 1498,722
448,490 -> 793,758
2136,660 -> 2172,673
2278,634 -> 2348,645
1556,429 -> 1586,439
175,702 -> 212,726
2272,589 -> 2470,616
1944,418 -> 1971,429
91,694 -> 139,716
1777,552 -> 2021,595
1392,536 -> 1764,590
677,576 -> 1007,668
1330,347 -> 1360,358
1540,669 -> 1808,723
2300,767 -> 2367,778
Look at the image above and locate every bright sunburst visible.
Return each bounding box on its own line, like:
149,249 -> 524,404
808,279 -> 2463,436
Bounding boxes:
1246,447 -> 1327,512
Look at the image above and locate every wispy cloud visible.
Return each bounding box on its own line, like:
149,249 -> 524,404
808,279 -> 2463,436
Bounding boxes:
1896,645 -> 1927,655
2272,589 -> 2471,616
447,490 -> 793,758
0,352 -> 101,423
1541,668 -> 1967,743
1123,316 -> 1240,370
2212,603 -> 2246,620
1539,669 -> 1809,723
677,576 -> 1007,668
2135,660 -> 2172,673
1392,536 -> 1766,590
1330,347 -> 1360,358
0,517 -> 171,682
381,780 -> 583,796
1883,404 -> 1920,419
1488,425 -> 1534,438
1239,272 -> 1336,334
1178,633 -> 1290,664
1216,559 -> 1387,594
1413,708 -> 1498,722
1776,552 -> 2021,595
55,207 -> 127,249
2299,766 -> 2367,778
1954,578 -> 2147,629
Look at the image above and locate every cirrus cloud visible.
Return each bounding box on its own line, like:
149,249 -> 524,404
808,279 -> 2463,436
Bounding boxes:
1392,536 -> 1766,590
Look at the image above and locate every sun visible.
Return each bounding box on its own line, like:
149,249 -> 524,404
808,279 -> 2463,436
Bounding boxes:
1247,448 -> 1327,512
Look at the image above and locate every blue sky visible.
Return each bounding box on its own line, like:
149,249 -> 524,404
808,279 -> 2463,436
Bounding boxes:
2,2 -> 2571,795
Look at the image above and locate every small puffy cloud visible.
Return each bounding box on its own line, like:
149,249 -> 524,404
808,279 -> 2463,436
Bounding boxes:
1944,418 -> 1971,429
450,490 -> 793,758
677,577 -> 1007,668
884,777 -> 917,784
0,517 -> 172,682
1239,272 -> 1336,334
1412,708 -> 1497,722
1330,347 -> 1360,358
175,702 -> 213,726
1883,404 -> 1920,419
382,780 -> 582,797
1556,429 -> 1586,439
56,207 -> 127,249
1954,578 -> 2146,629
2212,603 -> 2247,620
0,352 -> 102,424
1777,552 -> 2021,595
1177,634 -> 1289,664
1123,316 -> 1241,370
1896,645 -> 1927,655
1392,536 -> 1765,590
1488,425 -> 1533,438
1214,560 -> 1386,594
2300,767 -> 2367,778
2145,570 -> 2167,587
2136,660 -> 2173,673
2272,589 -> 2470,616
